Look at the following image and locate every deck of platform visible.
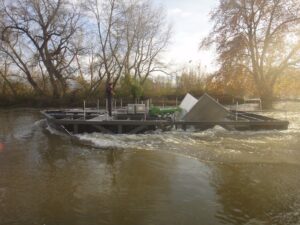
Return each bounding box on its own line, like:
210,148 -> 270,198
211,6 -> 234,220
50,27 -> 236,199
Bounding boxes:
42,110 -> 289,135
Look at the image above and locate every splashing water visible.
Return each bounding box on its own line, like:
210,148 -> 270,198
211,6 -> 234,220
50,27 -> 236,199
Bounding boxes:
1,104 -> 300,225
74,109 -> 300,165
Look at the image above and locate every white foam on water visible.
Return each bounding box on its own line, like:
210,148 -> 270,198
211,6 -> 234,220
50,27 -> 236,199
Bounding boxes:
34,119 -> 47,127
74,125 -> 230,151
77,132 -> 168,150
42,109 -> 300,165
76,133 -> 126,149
14,119 -> 47,140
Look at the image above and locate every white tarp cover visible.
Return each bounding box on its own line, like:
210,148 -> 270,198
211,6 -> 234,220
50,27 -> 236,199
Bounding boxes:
179,93 -> 198,117
183,93 -> 230,122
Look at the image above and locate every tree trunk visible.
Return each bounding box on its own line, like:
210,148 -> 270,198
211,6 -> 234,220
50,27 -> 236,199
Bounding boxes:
48,72 -> 60,99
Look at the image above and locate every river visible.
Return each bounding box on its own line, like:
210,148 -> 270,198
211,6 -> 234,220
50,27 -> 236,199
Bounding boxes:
0,102 -> 300,225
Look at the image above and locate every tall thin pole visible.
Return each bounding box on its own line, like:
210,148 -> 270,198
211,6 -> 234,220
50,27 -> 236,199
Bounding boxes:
259,99 -> 262,111
83,100 -> 86,120
106,98 -> 108,120
235,101 -> 238,121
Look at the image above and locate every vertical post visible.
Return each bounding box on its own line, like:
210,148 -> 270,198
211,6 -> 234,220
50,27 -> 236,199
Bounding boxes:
146,99 -> 150,121
121,99 -> 123,108
106,98 -> 108,120
118,125 -> 122,134
259,99 -> 262,111
235,101 -> 238,121
83,100 -> 86,120
176,97 -> 178,107
97,99 -> 100,114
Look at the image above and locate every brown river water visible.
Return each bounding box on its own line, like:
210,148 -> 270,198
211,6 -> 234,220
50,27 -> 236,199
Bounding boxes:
0,102 -> 300,225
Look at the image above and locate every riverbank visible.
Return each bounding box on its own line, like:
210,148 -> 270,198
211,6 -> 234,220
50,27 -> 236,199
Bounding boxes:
0,93 -> 245,108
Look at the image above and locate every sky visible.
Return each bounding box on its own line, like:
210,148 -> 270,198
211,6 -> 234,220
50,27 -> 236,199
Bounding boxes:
153,0 -> 219,73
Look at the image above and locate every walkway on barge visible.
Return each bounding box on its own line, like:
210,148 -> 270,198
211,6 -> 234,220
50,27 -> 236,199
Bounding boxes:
42,110 -> 289,135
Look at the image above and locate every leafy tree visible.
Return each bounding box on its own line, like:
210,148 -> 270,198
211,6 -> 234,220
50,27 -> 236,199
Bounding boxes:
201,0 -> 300,108
117,75 -> 143,101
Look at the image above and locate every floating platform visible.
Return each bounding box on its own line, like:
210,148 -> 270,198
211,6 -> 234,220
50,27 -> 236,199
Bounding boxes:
42,93 -> 288,135
41,109 -> 289,135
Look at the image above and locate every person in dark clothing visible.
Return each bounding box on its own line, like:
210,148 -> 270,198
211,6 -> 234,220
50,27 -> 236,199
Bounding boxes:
106,82 -> 114,117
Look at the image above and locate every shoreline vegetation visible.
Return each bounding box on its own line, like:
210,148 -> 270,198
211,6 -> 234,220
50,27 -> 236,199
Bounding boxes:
0,0 -> 299,109
0,92 -> 242,108
1,88 -> 299,109
1,67 -> 300,109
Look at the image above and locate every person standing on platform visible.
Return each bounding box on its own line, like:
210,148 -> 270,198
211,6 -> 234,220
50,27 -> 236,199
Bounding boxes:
106,81 -> 114,117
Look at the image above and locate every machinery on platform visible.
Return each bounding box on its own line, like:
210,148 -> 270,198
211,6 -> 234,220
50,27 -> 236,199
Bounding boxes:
42,93 -> 289,135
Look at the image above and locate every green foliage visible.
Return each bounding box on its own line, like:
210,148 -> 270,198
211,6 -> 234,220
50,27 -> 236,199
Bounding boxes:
116,75 -> 143,100
149,106 -> 181,117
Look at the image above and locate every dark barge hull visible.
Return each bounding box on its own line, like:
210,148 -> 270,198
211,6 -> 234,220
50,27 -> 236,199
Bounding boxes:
41,110 -> 289,135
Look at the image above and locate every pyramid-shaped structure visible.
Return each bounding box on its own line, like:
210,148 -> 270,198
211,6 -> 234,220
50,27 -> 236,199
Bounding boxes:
182,93 -> 230,121
179,93 -> 198,117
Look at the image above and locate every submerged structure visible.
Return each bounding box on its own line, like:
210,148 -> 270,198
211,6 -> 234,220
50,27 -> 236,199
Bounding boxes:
42,93 -> 289,135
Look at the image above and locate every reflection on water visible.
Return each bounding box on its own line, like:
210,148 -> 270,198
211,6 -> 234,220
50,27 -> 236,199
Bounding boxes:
0,102 -> 300,225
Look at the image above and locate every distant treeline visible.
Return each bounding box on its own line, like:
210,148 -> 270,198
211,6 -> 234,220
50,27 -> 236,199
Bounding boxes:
0,0 -> 300,108
1,67 -> 300,107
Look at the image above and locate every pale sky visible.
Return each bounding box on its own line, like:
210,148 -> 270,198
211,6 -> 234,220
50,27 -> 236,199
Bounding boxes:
153,0 -> 219,73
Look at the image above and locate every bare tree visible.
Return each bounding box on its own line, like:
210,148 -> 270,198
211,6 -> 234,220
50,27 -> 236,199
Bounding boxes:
0,57 -> 17,97
0,28 -> 45,95
201,0 -> 300,108
0,0 -> 82,98
84,0 -> 123,89
122,0 -> 172,84
84,0 -> 171,91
